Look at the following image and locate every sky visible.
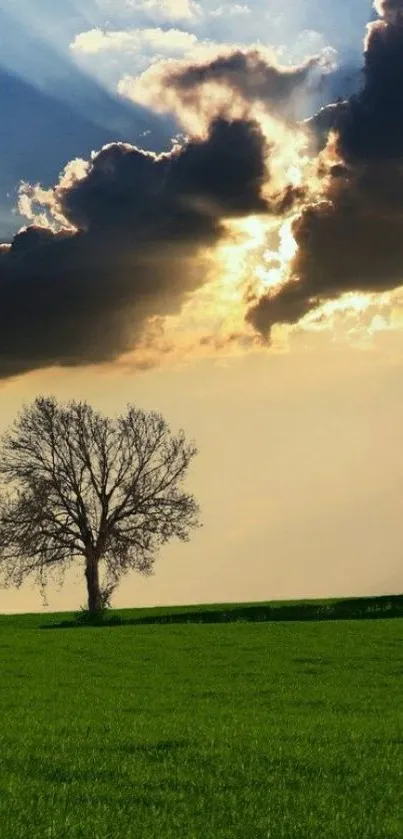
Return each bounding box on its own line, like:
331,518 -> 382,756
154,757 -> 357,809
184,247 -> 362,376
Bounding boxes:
1,0 -> 403,613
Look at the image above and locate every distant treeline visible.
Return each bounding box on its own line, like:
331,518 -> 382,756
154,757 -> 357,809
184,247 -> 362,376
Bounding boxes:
42,594 -> 403,629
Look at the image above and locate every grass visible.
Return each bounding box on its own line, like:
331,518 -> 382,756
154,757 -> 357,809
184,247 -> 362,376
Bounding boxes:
0,601 -> 403,837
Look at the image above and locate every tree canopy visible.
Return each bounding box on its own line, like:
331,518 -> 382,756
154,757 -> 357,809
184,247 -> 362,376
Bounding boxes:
0,397 -> 200,612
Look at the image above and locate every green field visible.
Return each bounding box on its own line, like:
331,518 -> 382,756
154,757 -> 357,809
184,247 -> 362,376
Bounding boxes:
1,602 -> 403,838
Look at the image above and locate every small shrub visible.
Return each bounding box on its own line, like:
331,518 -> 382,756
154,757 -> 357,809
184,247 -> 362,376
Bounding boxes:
73,607 -> 123,627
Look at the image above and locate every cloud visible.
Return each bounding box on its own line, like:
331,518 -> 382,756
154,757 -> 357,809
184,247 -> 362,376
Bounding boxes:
247,0 -> 403,338
119,0 -> 202,23
314,4 -> 403,161
71,27 -> 331,116
119,46 -> 331,134
0,62 -> 171,243
3,29 -> 335,380
8,0 -> 403,377
95,0 -> 250,24
71,27 -> 198,56
209,4 -> 251,18
374,0 -> 403,24
0,116 -> 294,379
69,25 -> 206,90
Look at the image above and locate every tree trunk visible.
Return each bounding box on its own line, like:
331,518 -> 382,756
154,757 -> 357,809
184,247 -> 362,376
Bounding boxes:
85,551 -> 103,613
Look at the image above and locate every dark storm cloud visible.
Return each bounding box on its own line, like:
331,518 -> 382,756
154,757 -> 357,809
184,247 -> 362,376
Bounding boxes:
0,116 -> 291,378
374,0 -> 403,24
309,0 -> 403,161
0,7 -> 174,241
335,6 -> 403,161
160,49 -> 323,118
247,168 -> 403,335
248,1 -> 403,336
6,1 -> 403,368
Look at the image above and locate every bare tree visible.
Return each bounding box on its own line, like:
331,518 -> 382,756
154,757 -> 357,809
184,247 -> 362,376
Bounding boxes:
0,397 -> 200,614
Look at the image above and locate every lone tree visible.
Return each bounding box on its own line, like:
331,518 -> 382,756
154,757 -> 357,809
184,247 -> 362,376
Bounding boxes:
0,397 -> 200,614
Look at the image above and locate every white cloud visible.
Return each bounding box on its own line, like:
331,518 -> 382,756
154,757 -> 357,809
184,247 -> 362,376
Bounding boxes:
94,0 -> 251,25
285,29 -> 338,66
209,4 -> 251,18
121,0 -> 203,22
71,27 -> 198,55
70,25 -> 210,89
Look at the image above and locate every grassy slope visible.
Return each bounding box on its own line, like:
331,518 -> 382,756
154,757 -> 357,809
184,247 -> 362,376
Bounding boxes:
0,615 -> 403,838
